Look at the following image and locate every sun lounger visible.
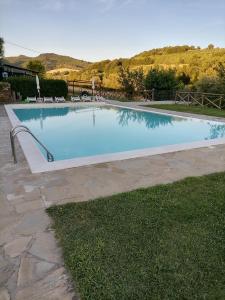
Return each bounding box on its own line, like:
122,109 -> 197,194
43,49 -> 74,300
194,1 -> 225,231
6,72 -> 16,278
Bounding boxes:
26,97 -> 37,103
43,97 -> 54,103
55,96 -> 66,102
95,95 -> 105,102
71,96 -> 81,102
81,95 -> 92,102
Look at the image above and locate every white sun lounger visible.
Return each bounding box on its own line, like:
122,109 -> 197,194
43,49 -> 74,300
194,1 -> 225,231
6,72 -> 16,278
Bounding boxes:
95,95 -> 105,102
81,95 -> 92,102
55,96 -> 66,103
43,97 -> 54,103
71,96 -> 81,102
37,97 -> 43,103
26,97 -> 37,103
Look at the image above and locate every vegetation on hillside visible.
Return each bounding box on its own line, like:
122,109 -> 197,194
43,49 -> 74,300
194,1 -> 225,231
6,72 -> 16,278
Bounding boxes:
118,64 -> 225,100
118,67 -> 145,98
59,45 -> 225,90
5,45 -> 225,95
5,53 -> 91,71
26,60 -> 46,77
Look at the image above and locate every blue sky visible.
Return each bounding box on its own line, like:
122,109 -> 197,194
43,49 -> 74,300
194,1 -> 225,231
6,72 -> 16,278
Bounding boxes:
0,0 -> 225,61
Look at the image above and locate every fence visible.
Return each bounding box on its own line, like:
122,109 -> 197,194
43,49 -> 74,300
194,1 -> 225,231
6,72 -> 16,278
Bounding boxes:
175,91 -> 225,109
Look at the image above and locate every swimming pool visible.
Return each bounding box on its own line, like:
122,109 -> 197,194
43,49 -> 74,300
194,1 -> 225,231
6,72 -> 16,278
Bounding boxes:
5,103 -> 225,173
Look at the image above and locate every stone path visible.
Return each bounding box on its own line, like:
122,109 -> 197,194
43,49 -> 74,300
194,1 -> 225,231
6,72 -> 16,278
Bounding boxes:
1,103 -> 225,299
0,108 -> 76,299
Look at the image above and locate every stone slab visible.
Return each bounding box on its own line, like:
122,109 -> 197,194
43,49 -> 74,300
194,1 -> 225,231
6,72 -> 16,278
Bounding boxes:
4,236 -> 32,258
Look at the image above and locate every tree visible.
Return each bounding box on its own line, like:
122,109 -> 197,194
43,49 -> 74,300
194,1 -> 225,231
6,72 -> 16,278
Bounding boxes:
215,62 -> 225,82
118,67 -> 144,99
144,68 -> 179,90
0,37 -> 4,60
132,68 -> 145,94
207,44 -> 214,50
118,67 -> 135,98
214,62 -> 225,93
26,60 -> 45,77
194,76 -> 224,94
177,72 -> 191,85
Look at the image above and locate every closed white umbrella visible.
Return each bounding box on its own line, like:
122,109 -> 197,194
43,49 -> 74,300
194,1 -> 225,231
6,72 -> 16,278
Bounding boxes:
91,78 -> 95,100
36,75 -> 40,97
92,78 -> 95,90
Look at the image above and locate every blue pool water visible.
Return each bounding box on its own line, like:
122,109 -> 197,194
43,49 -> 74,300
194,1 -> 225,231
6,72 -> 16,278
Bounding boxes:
14,105 -> 225,161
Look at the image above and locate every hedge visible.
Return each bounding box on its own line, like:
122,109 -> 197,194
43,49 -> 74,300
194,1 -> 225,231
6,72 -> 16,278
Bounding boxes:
6,77 -> 68,99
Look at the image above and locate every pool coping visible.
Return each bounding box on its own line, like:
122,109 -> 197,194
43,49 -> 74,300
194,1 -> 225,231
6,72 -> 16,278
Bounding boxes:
5,102 -> 225,174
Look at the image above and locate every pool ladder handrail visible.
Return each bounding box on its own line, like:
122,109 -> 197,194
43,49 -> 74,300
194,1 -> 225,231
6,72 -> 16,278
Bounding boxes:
10,125 -> 54,163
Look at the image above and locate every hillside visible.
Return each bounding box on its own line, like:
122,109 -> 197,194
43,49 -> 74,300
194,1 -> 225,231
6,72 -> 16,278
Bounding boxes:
5,46 -> 225,89
72,46 -> 225,89
5,53 -> 91,71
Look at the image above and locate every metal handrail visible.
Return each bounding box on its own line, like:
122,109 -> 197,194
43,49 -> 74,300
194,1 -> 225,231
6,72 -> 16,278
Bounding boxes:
10,125 -> 54,163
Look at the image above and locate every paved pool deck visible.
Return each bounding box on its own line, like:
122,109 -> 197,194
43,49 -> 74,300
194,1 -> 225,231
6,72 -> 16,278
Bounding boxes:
1,102 -> 225,299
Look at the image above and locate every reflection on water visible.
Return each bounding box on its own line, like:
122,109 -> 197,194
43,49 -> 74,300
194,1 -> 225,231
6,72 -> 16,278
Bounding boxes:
14,106 -> 100,123
208,123 -> 225,139
13,105 -> 225,161
116,108 -> 175,129
14,107 -> 70,122
14,106 -> 225,141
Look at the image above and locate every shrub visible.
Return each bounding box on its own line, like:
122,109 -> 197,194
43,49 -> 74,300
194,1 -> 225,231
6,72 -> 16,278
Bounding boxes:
26,60 -> 45,77
144,68 -> 179,90
6,77 -> 68,99
0,81 -> 10,92
118,67 -> 144,99
177,72 -> 191,85
194,76 -> 225,94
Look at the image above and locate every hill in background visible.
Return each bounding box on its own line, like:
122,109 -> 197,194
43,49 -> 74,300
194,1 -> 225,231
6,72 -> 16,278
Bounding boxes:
5,53 -> 91,72
75,46 -> 225,89
5,45 -> 225,89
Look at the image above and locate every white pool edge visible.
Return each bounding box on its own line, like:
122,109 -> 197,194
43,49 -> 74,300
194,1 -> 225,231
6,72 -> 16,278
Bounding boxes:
5,102 -> 225,174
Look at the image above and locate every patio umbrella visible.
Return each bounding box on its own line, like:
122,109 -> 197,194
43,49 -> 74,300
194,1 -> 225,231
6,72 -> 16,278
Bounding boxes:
36,75 -> 40,98
91,78 -> 95,100
92,78 -> 95,90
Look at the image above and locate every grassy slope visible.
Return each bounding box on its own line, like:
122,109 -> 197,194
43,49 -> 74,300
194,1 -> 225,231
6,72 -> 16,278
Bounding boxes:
6,47 -> 225,88
47,173 -> 225,300
5,53 -> 91,71
145,104 -> 225,118
76,47 -> 225,88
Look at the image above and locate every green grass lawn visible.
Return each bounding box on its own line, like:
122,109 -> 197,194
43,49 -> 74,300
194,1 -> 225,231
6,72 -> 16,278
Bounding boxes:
144,104 -> 225,118
47,173 -> 225,300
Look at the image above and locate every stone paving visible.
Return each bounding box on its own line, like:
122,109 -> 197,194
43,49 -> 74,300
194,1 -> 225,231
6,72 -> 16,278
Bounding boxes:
1,102 -> 225,299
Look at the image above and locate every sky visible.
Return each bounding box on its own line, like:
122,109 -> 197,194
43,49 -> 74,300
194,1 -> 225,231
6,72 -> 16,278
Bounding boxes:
0,0 -> 225,62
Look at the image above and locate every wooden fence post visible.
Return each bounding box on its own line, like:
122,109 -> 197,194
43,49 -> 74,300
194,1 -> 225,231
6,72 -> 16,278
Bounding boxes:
201,94 -> 204,106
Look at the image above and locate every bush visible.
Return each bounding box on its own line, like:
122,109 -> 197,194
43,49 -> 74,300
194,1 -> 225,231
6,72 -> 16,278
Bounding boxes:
0,81 -> 10,92
144,68 -> 179,90
6,77 -> 68,99
26,60 -> 45,77
118,67 -> 144,99
194,76 -> 225,94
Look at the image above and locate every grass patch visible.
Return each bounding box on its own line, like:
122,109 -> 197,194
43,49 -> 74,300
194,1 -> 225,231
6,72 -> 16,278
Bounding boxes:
47,173 -> 225,300
144,104 -> 225,118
